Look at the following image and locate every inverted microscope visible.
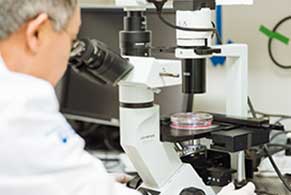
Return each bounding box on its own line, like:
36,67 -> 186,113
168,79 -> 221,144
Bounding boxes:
69,0 -> 283,194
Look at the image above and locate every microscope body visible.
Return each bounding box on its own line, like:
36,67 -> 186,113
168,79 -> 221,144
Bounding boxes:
118,47 -> 248,195
69,1 -> 253,194
116,1 -> 251,194
119,57 -> 216,195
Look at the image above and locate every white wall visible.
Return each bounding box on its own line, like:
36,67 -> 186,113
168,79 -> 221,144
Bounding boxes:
194,0 -> 291,128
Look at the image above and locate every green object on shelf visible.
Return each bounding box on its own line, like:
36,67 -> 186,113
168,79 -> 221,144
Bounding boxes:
259,25 -> 289,45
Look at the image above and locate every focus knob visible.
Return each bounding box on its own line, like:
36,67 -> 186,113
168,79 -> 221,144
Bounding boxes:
180,187 -> 206,195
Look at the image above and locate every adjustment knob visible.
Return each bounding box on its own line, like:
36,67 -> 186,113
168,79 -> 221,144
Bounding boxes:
180,187 -> 206,195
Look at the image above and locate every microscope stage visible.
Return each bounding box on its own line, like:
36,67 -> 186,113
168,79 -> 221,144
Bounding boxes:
160,114 -> 277,152
161,121 -> 235,142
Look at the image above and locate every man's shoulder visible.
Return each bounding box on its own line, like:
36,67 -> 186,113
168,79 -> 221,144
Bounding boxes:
0,71 -> 70,138
1,70 -> 55,94
0,71 -> 59,112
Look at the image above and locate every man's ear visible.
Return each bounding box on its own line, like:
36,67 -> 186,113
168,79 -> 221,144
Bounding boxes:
25,13 -> 49,54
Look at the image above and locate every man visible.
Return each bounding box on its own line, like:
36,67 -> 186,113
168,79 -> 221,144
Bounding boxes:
0,0 -> 256,195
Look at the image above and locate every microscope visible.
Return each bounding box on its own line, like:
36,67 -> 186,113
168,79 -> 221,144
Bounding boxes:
69,0 -> 283,194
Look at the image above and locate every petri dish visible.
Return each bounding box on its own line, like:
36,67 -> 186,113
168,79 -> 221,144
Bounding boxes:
170,112 -> 213,130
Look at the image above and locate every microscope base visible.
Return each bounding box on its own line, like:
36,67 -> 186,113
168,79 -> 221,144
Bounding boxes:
138,164 -> 216,195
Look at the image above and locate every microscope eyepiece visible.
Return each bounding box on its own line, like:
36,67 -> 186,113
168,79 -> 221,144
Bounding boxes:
69,39 -> 133,86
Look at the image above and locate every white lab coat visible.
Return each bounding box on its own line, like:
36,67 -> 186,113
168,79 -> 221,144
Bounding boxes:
0,57 -> 140,195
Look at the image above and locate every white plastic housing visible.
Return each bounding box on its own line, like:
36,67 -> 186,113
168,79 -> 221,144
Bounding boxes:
175,9 -> 212,59
176,9 -> 212,46
119,57 -> 182,89
115,0 -> 253,9
115,0 -> 173,9
115,0 -> 149,7
216,0 -> 254,5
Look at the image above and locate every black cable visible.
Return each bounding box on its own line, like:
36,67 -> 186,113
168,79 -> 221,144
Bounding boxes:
255,111 -> 291,119
274,117 -> 291,125
255,190 -> 278,195
153,1 -> 223,48
248,96 -> 258,119
268,143 -> 291,150
268,16 -> 291,69
156,11 -> 224,50
212,22 -> 223,45
157,11 -> 215,32
263,145 -> 291,192
270,131 -> 291,141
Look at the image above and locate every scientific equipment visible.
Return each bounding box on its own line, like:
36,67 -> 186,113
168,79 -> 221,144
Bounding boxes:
67,1 -> 281,195
60,9 -> 185,126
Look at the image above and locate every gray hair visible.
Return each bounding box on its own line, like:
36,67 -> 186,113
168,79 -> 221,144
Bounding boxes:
0,0 -> 78,40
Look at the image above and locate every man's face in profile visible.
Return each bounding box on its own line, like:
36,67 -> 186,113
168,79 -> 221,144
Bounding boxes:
39,6 -> 81,86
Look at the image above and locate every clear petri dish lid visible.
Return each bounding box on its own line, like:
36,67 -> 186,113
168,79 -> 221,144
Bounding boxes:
170,112 -> 213,130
